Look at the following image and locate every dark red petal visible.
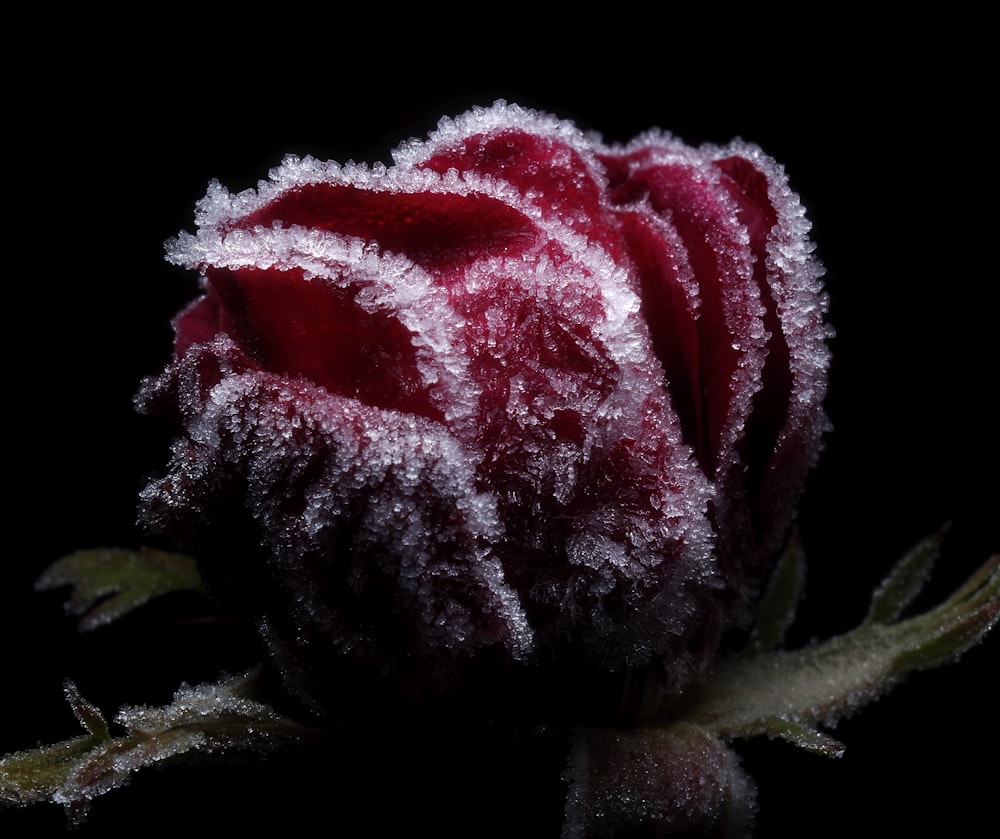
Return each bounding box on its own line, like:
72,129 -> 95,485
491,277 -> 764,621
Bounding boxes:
607,161 -> 762,476
173,295 -> 221,357
136,333 -> 256,430
419,129 -> 625,257
204,265 -> 440,420
232,184 -> 537,272
713,156 -> 792,514
714,156 -> 778,232
138,375 -> 532,708
614,209 -> 704,459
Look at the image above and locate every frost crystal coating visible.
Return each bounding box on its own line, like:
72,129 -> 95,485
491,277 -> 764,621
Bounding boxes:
137,100 -> 830,711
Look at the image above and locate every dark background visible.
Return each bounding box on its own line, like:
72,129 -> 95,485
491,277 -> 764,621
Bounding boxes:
6,12 -> 996,837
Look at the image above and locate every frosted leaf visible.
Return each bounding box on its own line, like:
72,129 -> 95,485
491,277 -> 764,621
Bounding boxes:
0,671 -> 315,825
115,669 -> 290,734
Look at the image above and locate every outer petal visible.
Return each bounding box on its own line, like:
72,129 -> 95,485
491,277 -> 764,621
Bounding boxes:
139,351 -> 533,710
167,213 -> 483,425
444,245 -> 718,677
404,102 -> 626,258
599,136 -> 829,604
601,144 -> 768,482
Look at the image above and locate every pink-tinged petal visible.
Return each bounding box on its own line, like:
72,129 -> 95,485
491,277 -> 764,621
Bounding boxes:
714,155 -> 778,231
712,154 -> 789,486
596,136 -> 828,603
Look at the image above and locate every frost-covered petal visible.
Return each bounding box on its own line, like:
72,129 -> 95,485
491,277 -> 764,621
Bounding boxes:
139,360 -> 533,708
139,100 -> 830,709
409,102 -> 623,256
599,136 -> 829,602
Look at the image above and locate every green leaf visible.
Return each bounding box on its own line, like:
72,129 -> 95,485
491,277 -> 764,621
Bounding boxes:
0,669 -> 323,825
35,547 -> 206,630
0,733 -> 107,808
672,539 -> 1000,757
760,716 -> 845,758
891,553 -> 999,672
861,526 -> 945,627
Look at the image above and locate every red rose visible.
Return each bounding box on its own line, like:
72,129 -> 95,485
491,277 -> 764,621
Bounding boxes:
137,101 -> 829,714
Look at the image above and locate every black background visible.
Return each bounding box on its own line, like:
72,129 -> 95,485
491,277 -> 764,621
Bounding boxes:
5,11 -> 997,837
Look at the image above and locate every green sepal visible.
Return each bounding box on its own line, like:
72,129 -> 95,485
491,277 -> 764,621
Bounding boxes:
35,547 -> 206,630
861,526 -> 946,627
63,680 -> 110,741
748,532 -> 805,652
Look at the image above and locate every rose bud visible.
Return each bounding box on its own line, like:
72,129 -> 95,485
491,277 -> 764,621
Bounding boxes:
136,100 -> 829,717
